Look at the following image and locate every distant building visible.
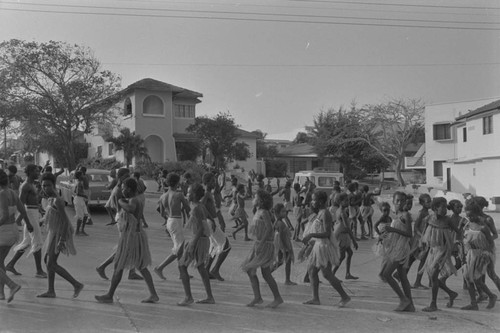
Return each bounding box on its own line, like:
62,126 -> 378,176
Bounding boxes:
226,128 -> 259,173
277,143 -> 340,176
86,78 -> 202,165
425,97 -> 500,208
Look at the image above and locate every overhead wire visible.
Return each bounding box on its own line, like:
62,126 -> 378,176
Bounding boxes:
286,0 -> 500,10
1,1 -> 499,26
1,1 -> 499,30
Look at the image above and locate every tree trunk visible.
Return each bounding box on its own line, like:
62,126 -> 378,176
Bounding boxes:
396,157 -> 405,187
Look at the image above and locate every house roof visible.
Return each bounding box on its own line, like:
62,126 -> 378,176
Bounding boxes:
456,99 -> 500,121
121,78 -> 203,99
235,128 -> 260,138
277,143 -> 318,157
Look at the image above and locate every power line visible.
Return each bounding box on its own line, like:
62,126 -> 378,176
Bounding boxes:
0,1 -> 500,25
288,0 -> 500,10
2,1 -> 499,25
2,6 -> 500,31
101,62 -> 500,68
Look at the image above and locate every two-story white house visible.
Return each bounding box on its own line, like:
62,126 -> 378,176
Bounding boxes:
87,78 -> 202,164
425,98 -> 500,208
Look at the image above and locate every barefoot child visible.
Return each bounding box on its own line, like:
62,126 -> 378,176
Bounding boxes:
461,200 -> 497,310
421,197 -> 460,312
380,192 -> 414,312
278,181 -> 295,230
242,189 -> 283,308
373,202 -> 393,279
332,193 -> 359,280
271,203 -> 296,285
201,173 -> 231,282
37,173 -> 84,299
95,178 -> 159,304
302,190 -> 351,307
177,183 -> 215,306
360,185 -> 375,239
154,173 -> 191,280
232,184 -> 251,241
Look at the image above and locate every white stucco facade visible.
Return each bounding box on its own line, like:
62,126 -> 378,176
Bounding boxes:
425,98 -> 500,209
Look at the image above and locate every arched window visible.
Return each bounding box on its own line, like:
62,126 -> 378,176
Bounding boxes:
143,95 -> 164,115
124,98 -> 132,117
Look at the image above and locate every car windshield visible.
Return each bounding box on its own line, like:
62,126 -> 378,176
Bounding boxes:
89,174 -> 109,182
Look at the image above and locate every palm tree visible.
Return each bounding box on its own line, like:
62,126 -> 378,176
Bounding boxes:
105,128 -> 149,167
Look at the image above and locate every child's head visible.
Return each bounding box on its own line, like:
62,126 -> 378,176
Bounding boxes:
293,183 -> 301,193
431,197 -> 448,216
333,184 -> 341,193
362,185 -> 369,193
392,191 -> 408,212
273,203 -> 286,220
404,194 -> 414,211
335,192 -> 349,208
311,190 -> 328,212
418,193 -> 432,210
202,172 -> 215,188
447,199 -> 463,215
231,177 -> 238,186
122,178 -> 138,198
167,173 -> 180,188
473,196 -> 489,210
347,182 -> 356,193
237,183 -> 245,194
464,199 -> 482,220
74,171 -> 83,181
133,171 -> 141,179
380,202 -> 391,217
189,183 -> 205,203
254,189 -> 273,210
285,180 -> 292,188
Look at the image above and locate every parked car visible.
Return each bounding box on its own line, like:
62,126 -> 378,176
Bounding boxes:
59,169 -> 112,207
293,170 -> 344,196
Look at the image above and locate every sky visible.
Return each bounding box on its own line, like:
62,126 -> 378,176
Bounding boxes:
1,0 -> 499,140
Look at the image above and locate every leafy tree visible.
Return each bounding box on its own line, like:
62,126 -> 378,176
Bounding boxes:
0,39 -> 121,170
105,128 -> 149,167
293,132 -> 311,144
175,141 -> 200,161
355,98 -> 425,186
253,129 -> 279,159
186,112 -> 250,170
310,106 -> 371,179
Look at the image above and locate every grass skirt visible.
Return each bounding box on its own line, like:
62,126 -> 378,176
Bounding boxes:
114,211 -> 152,271
179,236 -> 210,267
242,240 -> 275,271
421,224 -> 456,278
43,202 -> 76,257
383,219 -> 411,267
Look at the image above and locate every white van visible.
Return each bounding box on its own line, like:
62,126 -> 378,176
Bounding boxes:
293,170 -> 344,195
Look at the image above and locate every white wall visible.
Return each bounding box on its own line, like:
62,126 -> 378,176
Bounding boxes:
456,112 -> 500,161
425,98 -> 498,188
227,136 -> 257,172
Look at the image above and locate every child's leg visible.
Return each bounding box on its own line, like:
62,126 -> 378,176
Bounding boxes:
246,268 -> 263,307
33,249 -> 47,277
177,265 -> 194,306
461,280 -> 479,310
261,266 -> 283,308
210,239 -> 231,281
155,245 -> 184,279
284,213 -> 294,230
358,215 -> 367,239
345,247 -> 358,279
486,263 -> 500,292
232,222 -> 245,239
475,277 -> 497,309
284,258 -> 296,285
96,252 -> 115,280
438,275 -> 458,308
396,264 -> 414,312
367,215 -> 374,238
413,250 -> 429,288
216,210 -> 226,233
321,264 -> 350,306
382,261 -> 410,311
272,251 -> 284,272
422,266 -> 440,312
304,266 -> 321,305
332,247 -> 346,276
196,264 -> 215,304
139,268 -> 159,303
95,268 -> 124,303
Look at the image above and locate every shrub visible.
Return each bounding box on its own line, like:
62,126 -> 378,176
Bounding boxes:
265,159 -> 288,177
135,160 -> 206,182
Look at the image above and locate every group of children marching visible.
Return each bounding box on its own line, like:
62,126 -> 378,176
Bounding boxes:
2,166 -> 498,315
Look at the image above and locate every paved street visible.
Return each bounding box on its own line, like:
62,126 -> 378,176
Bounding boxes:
1,193 -> 499,333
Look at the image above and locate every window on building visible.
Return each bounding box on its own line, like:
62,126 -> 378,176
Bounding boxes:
174,104 -> 195,118
108,143 -> 114,156
143,95 -> 164,115
124,98 -> 132,117
483,115 -> 493,135
433,160 -> 444,177
97,145 -> 103,158
433,123 -> 451,140
463,127 -> 467,142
